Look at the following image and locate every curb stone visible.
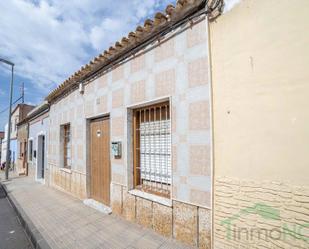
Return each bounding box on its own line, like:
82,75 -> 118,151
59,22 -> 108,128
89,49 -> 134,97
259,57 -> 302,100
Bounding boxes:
1,183 -> 52,249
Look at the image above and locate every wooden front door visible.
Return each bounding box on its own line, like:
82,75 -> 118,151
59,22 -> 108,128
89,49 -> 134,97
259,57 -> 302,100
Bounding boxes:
90,117 -> 111,206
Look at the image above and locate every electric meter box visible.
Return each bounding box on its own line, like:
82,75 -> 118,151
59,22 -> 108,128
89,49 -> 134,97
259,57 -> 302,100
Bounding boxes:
111,141 -> 122,158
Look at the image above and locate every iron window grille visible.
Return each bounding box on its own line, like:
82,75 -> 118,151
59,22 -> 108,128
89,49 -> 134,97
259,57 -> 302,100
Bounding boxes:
62,124 -> 71,169
133,101 -> 171,198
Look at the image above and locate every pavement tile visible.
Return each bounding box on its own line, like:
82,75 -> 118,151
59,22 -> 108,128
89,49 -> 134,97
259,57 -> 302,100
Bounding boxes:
1,175 -> 193,249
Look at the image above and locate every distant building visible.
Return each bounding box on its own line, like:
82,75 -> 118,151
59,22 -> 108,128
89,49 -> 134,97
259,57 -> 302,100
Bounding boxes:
0,124 -> 9,166
1,104 -> 34,169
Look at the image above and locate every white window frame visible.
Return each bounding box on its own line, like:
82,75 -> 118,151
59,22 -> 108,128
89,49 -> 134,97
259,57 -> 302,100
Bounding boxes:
60,123 -> 71,169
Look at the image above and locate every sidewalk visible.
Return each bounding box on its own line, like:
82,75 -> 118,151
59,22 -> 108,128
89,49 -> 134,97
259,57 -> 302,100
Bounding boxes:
0,174 -> 192,249
0,183 -> 32,249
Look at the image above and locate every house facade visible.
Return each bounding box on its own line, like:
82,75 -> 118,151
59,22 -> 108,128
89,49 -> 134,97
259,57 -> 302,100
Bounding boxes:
46,0 -> 215,247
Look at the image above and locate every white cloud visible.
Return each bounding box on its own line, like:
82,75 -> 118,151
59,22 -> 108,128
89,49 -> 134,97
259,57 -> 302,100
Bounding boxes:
90,18 -> 124,50
88,1 -> 172,50
0,0 -> 174,93
223,0 -> 242,13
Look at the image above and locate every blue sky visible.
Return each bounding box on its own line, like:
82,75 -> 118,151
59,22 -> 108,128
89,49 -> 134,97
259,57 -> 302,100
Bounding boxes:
0,0 -> 176,130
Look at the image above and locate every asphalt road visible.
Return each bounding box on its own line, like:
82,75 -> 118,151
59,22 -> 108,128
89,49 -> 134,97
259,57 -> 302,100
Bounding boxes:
0,184 -> 32,249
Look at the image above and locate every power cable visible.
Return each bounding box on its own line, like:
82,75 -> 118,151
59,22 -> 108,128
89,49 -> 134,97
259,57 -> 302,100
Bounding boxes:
0,95 -> 23,114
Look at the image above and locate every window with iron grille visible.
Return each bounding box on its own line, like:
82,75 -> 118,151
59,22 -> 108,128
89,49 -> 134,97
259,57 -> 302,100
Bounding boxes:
133,101 -> 171,198
61,124 -> 71,169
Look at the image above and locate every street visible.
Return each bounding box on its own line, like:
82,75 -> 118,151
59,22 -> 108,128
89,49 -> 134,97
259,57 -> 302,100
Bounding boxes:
0,184 -> 32,249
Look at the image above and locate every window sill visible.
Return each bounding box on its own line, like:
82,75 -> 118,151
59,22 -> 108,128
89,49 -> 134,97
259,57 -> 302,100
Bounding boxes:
60,168 -> 72,174
128,189 -> 172,207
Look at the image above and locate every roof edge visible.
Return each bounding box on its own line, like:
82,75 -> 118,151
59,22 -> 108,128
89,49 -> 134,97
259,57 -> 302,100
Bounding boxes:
17,101 -> 49,126
46,0 -> 223,103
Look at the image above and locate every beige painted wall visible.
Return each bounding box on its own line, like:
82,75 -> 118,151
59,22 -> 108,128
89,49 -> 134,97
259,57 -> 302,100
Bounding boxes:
211,0 -> 309,185
211,1 -> 309,248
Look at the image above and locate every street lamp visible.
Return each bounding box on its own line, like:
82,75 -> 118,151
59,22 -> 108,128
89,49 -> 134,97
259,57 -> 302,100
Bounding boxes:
0,58 -> 14,180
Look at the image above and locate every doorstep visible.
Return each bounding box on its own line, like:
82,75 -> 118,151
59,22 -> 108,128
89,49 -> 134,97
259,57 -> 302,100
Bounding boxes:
83,198 -> 112,214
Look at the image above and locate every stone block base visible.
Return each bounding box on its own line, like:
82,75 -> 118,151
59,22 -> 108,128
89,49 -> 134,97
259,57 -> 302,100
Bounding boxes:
49,164 -> 86,199
110,183 -> 211,248
47,169 -> 212,248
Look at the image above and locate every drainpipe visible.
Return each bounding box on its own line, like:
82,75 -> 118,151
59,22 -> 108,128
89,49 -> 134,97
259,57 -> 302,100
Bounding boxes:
203,1 -> 225,247
26,122 -> 29,176
205,2 -> 216,249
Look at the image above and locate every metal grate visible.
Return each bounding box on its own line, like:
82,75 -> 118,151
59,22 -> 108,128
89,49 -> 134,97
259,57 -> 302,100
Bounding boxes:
133,102 -> 171,198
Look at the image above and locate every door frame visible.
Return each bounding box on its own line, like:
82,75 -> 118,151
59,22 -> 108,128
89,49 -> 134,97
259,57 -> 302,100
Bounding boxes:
86,114 -> 111,205
35,132 -> 46,184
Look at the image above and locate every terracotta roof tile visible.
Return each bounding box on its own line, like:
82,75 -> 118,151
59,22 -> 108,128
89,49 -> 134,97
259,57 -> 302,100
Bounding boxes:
165,4 -> 176,16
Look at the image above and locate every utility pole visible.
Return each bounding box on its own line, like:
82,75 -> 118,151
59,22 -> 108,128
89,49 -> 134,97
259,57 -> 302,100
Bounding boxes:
21,82 -> 24,103
0,57 -> 14,180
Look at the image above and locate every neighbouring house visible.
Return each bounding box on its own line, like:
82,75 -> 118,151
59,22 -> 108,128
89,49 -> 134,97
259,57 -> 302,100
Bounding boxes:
45,0 -> 216,247
210,1 -> 309,249
1,104 -> 34,169
12,104 -> 35,171
16,102 -> 49,179
42,0 -> 309,248
16,121 -> 28,175
27,102 -> 49,183
0,131 -> 4,165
